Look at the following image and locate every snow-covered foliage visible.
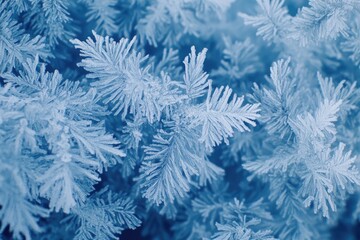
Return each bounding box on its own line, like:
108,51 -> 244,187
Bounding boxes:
0,0 -> 360,239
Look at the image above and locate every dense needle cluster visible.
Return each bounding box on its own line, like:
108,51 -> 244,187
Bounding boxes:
0,0 -> 360,239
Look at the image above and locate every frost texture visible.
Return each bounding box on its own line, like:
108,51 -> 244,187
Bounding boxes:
1,0 -> 360,239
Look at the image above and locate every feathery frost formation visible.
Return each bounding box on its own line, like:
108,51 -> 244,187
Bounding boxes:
0,0 -> 359,239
